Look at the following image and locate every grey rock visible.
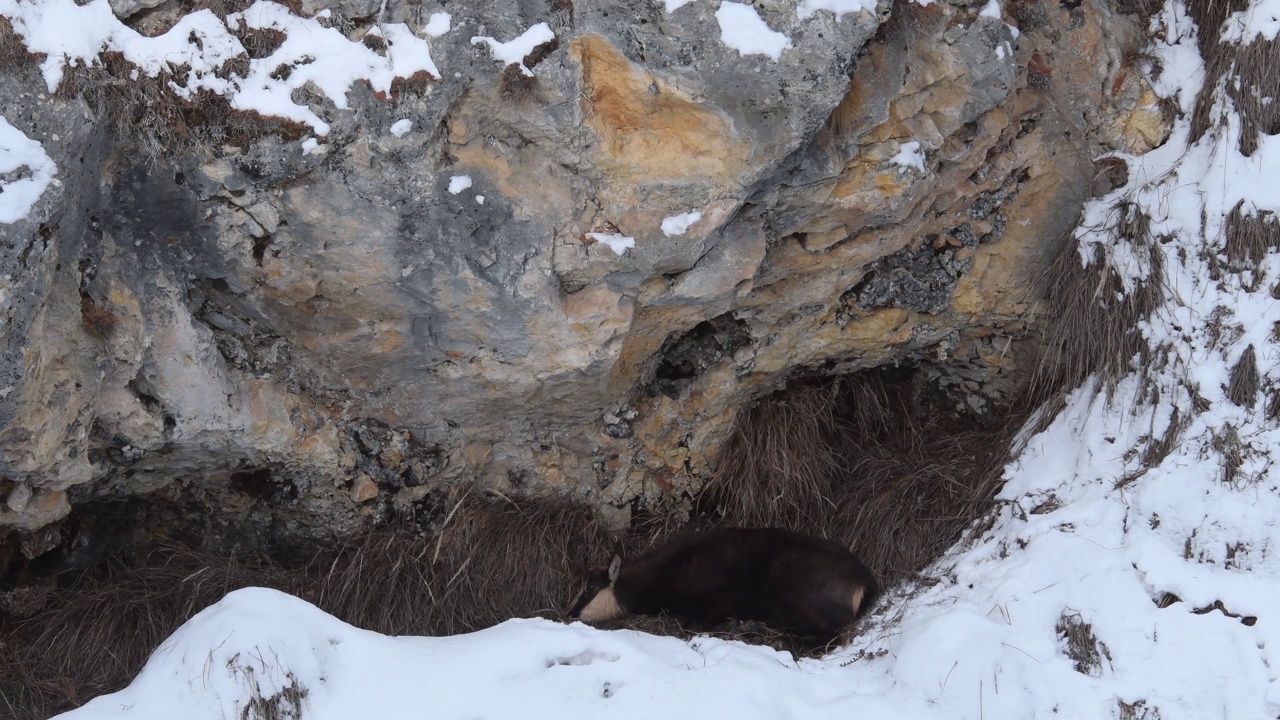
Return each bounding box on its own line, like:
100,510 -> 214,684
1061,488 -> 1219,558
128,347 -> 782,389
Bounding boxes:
0,0 -> 1164,543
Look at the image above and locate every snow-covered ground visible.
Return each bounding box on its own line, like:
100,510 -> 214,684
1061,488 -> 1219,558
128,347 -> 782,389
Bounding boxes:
47,371 -> 1280,720
6,0 -> 1280,715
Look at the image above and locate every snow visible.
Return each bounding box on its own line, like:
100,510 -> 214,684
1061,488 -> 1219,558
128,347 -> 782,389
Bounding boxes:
0,0 -> 440,136
475,195 -> 486,205
979,0 -> 1002,18
14,0 -> 1280,717
300,137 -> 322,155
715,2 -> 792,61
889,140 -> 925,173
227,2 -> 440,135
796,0 -> 878,20
447,175 -> 472,194
471,23 -> 556,77
0,0 -> 242,93
1221,0 -> 1280,40
424,11 -> 451,37
661,210 -> 703,236
0,115 -> 58,224
586,232 -> 635,256
51,587 -> 922,720
662,0 -> 696,11
390,119 -> 413,137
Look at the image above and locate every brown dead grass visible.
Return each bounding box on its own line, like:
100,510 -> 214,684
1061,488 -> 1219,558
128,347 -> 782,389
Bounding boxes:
56,52 -> 309,162
499,64 -> 541,106
0,17 -> 36,68
1119,699 -> 1163,720
707,368 -> 1019,584
1227,344 -> 1259,408
1225,38 -> 1280,157
0,475 -> 884,718
6,0 -> 338,162
0,545 -> 307,715
79,295 -> 119,341
1223,203 -> 1280,290
1033,202 -> 1163,397
0,487 -> 666,719
1056,611 -> 1109,677
315,487 -> 620,636
1188,0 -> 1278,156
705,385 -> 846,532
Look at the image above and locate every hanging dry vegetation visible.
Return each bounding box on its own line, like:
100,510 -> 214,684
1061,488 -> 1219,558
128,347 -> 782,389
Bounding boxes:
705,367 -> 1020,585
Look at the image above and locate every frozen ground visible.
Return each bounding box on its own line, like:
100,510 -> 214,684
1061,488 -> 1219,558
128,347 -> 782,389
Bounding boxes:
6,0 -> 1280,716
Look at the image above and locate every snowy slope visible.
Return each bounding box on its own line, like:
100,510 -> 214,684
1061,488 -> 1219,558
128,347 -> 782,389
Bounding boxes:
20,0 -> 1280,716
48,375 -> 1280,720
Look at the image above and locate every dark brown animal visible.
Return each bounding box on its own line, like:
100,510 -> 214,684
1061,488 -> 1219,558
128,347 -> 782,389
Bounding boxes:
567,528 -> 877,641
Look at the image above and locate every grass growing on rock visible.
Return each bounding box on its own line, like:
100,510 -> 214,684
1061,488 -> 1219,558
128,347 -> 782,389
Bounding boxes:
1033,202 -> 1164,398
706,368 -> 1020,584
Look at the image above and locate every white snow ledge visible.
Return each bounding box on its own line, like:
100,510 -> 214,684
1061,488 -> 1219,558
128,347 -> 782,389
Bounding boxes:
0,116 -> 58,224
0,0 -> 440,136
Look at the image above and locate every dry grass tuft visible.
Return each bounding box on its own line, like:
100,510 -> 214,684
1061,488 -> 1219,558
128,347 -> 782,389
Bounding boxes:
1119,699 -> 1163,720
1223,203 -> 1280,290
239,27 -> 288,59
1188,0 -> 1277,155
1267,387 -> 1280,422
0,17 -> 37,67
1224,37 -> 1280,157
1211,423 -> 1250,486
1033,203 -> 1163,398
316,487 -> 619,636
1056,611 -> 1109,677
0,545 -> 307,715
704,385 -> 846,531
498,64 -> 541,106
1227,344 -> 1259,408
1116,406 -> 1188,488
238,673 -> 306,720
0,489 -> 671,719
1185,0 -> 1248,58
55,52 -> 308,162
385,70 -> 435,101
708,368 -> 1019,584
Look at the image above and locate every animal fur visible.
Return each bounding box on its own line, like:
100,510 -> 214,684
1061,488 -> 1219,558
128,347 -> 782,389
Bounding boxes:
569,528 -> 877,641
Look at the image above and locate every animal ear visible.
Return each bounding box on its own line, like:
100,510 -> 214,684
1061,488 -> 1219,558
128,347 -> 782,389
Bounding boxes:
607,554 -> 622,582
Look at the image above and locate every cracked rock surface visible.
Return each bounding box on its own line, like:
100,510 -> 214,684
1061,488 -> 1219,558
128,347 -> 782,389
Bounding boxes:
0,0 -> 1168,543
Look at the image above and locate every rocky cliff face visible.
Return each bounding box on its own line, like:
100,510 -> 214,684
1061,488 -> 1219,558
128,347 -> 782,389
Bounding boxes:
0,0 -> 1167,547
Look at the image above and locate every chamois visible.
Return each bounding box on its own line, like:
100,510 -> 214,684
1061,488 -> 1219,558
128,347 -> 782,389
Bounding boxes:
567,528 -> 877,641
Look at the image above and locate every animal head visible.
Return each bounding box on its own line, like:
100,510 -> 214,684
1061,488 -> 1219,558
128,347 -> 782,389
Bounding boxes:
566,550 -> 627,622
